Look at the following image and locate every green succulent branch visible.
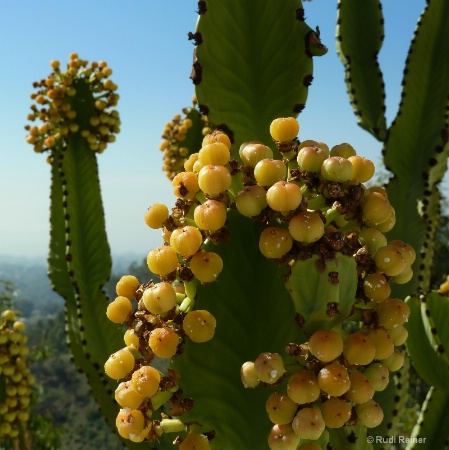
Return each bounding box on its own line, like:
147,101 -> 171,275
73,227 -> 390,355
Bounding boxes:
338,0 -> 449,448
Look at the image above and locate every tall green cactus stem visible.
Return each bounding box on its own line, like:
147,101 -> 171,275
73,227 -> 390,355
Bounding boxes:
404,292 -> 449,448
338,0 -> 449,297
405,387 -> 449,450
383,0 -> 449,298
338,1 -> 449,448
193,0 -> 327,157
27,57 -> 140,449
336,0 -> 387,141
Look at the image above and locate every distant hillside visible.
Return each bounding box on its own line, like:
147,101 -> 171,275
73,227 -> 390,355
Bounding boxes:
0,257 -> 62,317
0,253 -> 146,317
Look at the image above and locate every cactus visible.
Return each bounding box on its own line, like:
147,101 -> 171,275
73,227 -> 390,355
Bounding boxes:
26,1 -> 449,449
0,309 -> 34,446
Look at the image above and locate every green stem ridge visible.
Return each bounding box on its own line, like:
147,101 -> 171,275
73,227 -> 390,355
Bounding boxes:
336,0 -> 387,140
48,138 -> 139,449
193,0 -> 326,157
406,387 -> 449,450
383,0 -> 449,297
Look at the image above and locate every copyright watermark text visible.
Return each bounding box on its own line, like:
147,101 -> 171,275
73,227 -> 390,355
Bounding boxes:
367,436 -> 426,444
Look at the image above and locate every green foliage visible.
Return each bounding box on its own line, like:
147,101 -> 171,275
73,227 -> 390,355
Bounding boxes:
286,254 -> 357,333
194,0 -> 326,155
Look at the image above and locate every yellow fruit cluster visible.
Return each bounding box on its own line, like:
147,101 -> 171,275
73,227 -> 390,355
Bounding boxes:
159,98 -> 213,180
243,307 -> 409,448
104,275 -> 214,444
0,310 -> 34,441
108,116 -> 415,447
233,117 -> 416,448
25,53 -> 120,155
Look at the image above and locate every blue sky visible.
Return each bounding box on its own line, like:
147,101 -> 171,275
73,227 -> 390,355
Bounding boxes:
1,0 -> 442,261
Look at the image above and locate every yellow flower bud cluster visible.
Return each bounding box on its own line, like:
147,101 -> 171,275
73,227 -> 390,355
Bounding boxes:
25,53 -> 120,155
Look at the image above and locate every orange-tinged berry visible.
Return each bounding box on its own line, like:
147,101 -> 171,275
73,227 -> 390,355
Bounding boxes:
291,407 -> 325,440
259,227 -> 293,259
179,432 -> 211,450
343,331 -> 376,366
189,251 -> 223,283
365,327 -> 394,360
320,397 -> 352,428
288,211 -> 324,243
202,130 -> 231,149
172,172 -> 200,200
254,352 -> 285,384
115,381 -> 144,409
131,365 -> 161,398
148,327 -> 180,358
317,363 -> 350,396
348,155 -> 375,182
345,372 -> 375,404
268,424 -> 300,450
266,392 -> 298,425
106,296 -> 133,323
116,409 -> 145,439
308,330 -> 344,362
183,310 -> 216,343
297,145 -> 329,172
116,275 -> 140,299
287,370 -> 320,405
375,298 -> 410,329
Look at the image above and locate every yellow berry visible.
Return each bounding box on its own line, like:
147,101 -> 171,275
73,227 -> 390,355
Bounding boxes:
104,348 -> 135,380
147,246 -> 179,276
189,251 -> 223,283
142,282 -> 178,315
148,327 -> 180,358
270,117 -> 299,142
116,275 -> 140,299
183,310 -> 216,343
106,296 -> 133,323
144,203 -> 169,229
